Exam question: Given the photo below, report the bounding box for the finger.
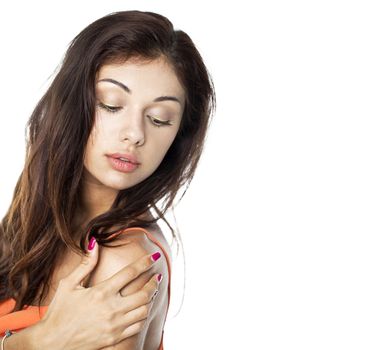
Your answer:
[119,319,148,341]
[118,298,157,339]
[118,284,161,339]
[119,270,150,297]
[63,236,99,289]
[120,273,162,314]
[98,251,162,295]
[119,265,162,298]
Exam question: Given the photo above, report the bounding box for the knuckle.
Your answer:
[109,322,118,334]
[139,290,150,303]
[92,287,106,301]
[103,321,116,337]
[105,309,116,324]
[139,260,150,272]
[153,276,160,287]
[127,266,137,279]
[103,333,117,348]
[140,258,151,270]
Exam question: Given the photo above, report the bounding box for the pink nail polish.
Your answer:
[88,236,96,251]
[151,252,161,262]
[157,274,163,283]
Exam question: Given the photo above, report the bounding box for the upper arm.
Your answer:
[86,226,170,349]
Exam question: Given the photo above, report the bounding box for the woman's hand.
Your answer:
[29,237,162,350]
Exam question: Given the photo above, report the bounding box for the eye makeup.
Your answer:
[97,102,173,127]
[146,115,173,127]
[97,102,122,113]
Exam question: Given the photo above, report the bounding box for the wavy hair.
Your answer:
[0,10,216,312]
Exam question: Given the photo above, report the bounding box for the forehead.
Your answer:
[96,57,186,101]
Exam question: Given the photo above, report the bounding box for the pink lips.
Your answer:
[107,153,140,165]
[106,153,140,173]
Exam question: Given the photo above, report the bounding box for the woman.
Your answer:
[0,10,215,349]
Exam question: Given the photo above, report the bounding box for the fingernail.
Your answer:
[152,290,159,300]
[151,252,161,262]
[88,236,96,251]
[157,274,163,283]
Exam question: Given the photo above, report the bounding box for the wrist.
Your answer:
[6,322,51,350]
[25,321,51,350]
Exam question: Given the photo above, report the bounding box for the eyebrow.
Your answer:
[97,78,182,106]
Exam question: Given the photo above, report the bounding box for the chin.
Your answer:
[107,176,146,191]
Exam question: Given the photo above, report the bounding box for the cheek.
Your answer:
[84,121,107,162]
[93,114,115,137]
[151,131,178,160]
[87,115,116,149]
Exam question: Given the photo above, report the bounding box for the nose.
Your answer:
[120,111,145,146]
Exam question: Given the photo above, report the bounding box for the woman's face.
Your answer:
[83,57,186,192]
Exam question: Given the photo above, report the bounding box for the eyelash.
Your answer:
[97,102,173,127]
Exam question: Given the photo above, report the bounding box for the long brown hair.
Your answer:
[0,10,216,312]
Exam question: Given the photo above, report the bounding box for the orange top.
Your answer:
[0,227,171,350]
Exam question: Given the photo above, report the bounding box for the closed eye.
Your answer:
[97,102,172,127]
[147,115,173,127]
[97,102,122,113]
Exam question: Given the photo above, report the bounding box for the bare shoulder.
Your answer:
[141,223,172,265]
[87,224,170,298]
[85,223,171,349]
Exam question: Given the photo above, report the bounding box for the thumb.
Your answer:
[65,236,99,289]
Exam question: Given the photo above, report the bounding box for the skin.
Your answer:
[11,56,186,349]
[78,55,186,224]
[80,56,185,349]
[81,56,185,349]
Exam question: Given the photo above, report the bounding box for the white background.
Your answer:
[1,1,389,349]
